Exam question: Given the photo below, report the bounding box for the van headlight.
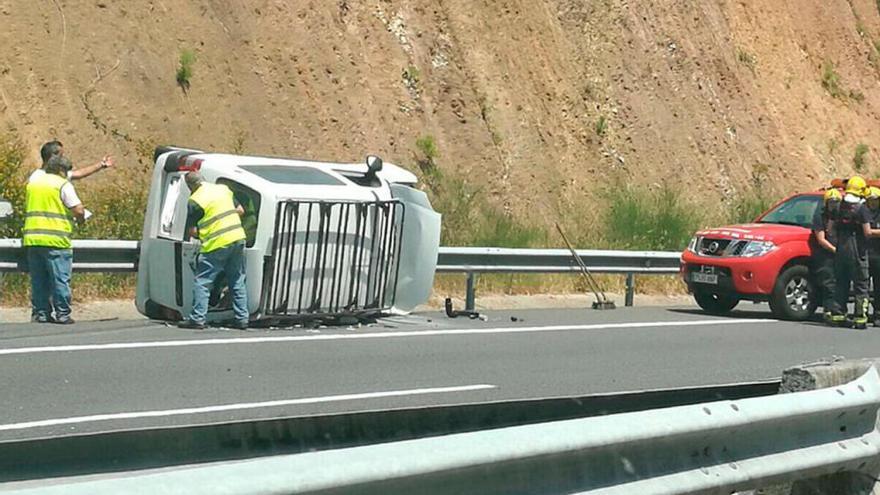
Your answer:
[687,236,700,253]
[740,240,776,258]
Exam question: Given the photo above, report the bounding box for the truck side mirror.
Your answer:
[366,155,383,177]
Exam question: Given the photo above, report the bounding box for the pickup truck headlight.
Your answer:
[687,236,700,253]
[740,240,776,258]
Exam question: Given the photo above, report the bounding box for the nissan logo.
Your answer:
[707,241,720,254]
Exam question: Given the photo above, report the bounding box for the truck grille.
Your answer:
[698,238,747,257]
[262,200,405,319]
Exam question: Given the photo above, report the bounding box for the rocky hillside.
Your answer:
[2,0,880,226]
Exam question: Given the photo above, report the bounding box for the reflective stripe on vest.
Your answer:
[190,183,246,253]
[23,173,74,249]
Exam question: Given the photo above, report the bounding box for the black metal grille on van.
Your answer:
[262,200,405,318]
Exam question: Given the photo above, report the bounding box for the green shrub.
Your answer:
[737,49,757,72]
[416,135,438,162]
[176,49,197,90]
[470,207,546,248]
[854,143,870,171]
[414,135,441,186]
[402,65,420,86]
[0,133,27,238]
[602,184,702,251]
[595,115,608,136]
[822,62,844,99]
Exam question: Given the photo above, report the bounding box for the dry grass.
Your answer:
[433,273,686,300]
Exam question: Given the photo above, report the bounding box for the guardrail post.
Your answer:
[625,273,635,307]
[465,272,476,312]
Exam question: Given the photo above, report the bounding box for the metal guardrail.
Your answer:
[0,240,683,307]
[437,247,682,309]
[7,368,878,494]
[0,380,781,483]
[0,239,138,273]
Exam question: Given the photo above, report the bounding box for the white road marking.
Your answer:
[0,384,496,432]
[0,318,777,357]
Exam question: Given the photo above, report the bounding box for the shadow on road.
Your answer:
[666,307,778,320]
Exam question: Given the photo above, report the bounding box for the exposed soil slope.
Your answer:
[2,0,880,222]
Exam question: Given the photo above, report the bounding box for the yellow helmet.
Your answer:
[846,176,868,196]
[868,187,880,200]
[824,188,843,201]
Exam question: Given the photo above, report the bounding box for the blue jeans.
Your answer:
[188,241,248,324]
[28,247,73,321]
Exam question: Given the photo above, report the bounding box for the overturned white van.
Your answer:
[135,146,441,324]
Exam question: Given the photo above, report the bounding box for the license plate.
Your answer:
[692,272,718,284]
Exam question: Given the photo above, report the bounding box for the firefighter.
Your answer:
[828,176,872,329]
[812,188,841,321]
[867,187,880,325]
[177,172,249,330]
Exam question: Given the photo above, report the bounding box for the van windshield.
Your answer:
[757,194,821,228]
[240,165,344,186]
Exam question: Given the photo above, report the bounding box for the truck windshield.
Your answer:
[757,195,821,227]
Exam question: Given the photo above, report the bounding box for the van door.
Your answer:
[143,172,198,318]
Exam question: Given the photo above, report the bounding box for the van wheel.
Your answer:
[693,290,739,315]
[769,265,817,320]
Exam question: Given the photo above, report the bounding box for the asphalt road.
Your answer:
[1,304,879,441]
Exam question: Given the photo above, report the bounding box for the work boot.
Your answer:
[177,320,207,330]
[230,321,249,330]
[854,319,869,330]
[829,313,847,327]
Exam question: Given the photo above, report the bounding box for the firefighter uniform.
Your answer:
[811,189,841,320]
[866,187,880,325]
[831,177,872,329]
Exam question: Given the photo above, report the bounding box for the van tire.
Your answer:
[769,265,817,320]
[693,290,739,315]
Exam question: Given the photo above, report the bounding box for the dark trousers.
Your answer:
[834,247,870,319]
[813,253,837,313]
[870,253,880,316]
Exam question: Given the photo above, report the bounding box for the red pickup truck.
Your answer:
[681,191,826,320]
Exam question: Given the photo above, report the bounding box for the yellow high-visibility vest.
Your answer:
[23,173,74,249]
[190,183,246,253]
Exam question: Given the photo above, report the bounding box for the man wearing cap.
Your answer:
[23,155,86,324]
[811,188,841,322]
[178,172,249,330]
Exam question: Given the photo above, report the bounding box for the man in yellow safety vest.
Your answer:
[178,172,249,330]
[23,155,86,324]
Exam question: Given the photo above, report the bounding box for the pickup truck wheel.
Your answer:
[693,290,739,315]
[769,265,817,320]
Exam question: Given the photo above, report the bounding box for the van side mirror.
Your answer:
[366,155,383,176]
